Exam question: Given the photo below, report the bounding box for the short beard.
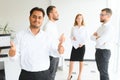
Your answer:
[100,20,105,23]
[31,25,39,29]
[53,18,59,21]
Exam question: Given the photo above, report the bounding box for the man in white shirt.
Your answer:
[43,5,65,80]
[8,7,64,80]
[91,8,112,80]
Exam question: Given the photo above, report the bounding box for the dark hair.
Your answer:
[46,5,56,16]
[101,8,112,15]
[30,7,45,17]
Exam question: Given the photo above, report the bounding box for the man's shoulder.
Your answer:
[43,21,51,30]
[46,21,53,27]
[43,23,55,32]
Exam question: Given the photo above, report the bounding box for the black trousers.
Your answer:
[49,56,59,80]
[19,69,50,80]
[95,49,111,80]
[0,70,5,80]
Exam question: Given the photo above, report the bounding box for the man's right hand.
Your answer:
[58,43,64,54]
[72,37,76,41]
[9,41,16,57]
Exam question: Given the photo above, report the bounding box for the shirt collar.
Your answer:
[27,27,43,37]
[102,21,111,26]
[49,20,57,24]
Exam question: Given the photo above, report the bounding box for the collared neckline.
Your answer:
[74,25,84,29]
[27,27,43,37]
[102,21,111,27]
[49,20,57,24]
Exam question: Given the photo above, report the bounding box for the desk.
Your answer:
[0,57,20,80]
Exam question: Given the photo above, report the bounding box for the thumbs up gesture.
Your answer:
[9,41,16,57]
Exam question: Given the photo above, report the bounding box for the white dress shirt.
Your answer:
[43,20,59,57]
[71,26,87,49]
[10,28,59,72]
[91,21,113,49]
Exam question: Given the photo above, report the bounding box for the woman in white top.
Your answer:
[67,14,87,80]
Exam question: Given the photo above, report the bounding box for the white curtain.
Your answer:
[107,0,120,79]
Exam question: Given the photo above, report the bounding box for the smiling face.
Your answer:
[29,10,44,29]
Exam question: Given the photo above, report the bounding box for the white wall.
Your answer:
[51,0,107,59]
[0,0,109,60]
[107,0,120,79]
[51,1,120,79]
[0,0,50,80]
[0,0,119,80]
[0,0,118,60]
[0,0,50,32]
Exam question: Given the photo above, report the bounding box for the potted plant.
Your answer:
[0,23,15,57]
[0,23,15,40]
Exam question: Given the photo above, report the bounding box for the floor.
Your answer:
[55,61,99,80]
[0,59,119,80]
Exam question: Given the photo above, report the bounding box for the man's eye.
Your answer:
[32,16,37,18]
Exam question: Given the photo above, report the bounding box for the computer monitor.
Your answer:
[0,34,11,49]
